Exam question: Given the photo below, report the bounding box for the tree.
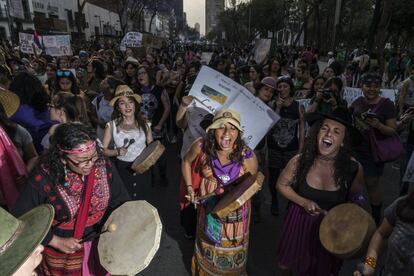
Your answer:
[76,0,89,42]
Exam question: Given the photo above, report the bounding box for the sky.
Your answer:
[184,0,206,35]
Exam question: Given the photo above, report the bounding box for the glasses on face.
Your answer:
[138,71,147,76]
[66,152,99,167]
[56,70,72,77]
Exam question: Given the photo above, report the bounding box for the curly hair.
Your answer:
[37,122,101,187]
[292,119,355,191]
[203,129,247,166]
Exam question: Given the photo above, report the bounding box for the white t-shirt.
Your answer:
[110,120,147,162]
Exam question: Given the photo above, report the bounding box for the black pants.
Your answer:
[151,137,168,184]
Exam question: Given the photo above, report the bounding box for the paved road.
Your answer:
[138,143,401,276]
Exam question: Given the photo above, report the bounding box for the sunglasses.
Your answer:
[56,70,72,77]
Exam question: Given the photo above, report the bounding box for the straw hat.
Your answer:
[0,204,54,276]
[0,90,20,118]
[109,85,142,106]
[206,108,243,132]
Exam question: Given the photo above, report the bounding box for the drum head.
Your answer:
[98,201,162,275]
[131,141,165,174]
[319,203,375,259]
[212,172,263,219]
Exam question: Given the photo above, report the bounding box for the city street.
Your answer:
[139,143,401,276]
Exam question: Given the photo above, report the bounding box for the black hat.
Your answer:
[306,108,362,145]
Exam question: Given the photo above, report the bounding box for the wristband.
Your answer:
[363,256,377,269]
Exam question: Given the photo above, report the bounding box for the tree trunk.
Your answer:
[367,0,383,54]
[375,0,393,74]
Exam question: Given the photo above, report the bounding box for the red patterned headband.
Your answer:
[59,141,96,154]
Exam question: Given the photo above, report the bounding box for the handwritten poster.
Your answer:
[189,66,280,149]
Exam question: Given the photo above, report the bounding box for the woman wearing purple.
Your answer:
[182,109,258,275]
[276,108,365,276]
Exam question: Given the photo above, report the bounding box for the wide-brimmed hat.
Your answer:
[206,108,243,132]
[306,107,362,145]
[125,56,139,67]
[261,76,277,90]
[0,90,20,118]
[109,85,142,106]
[0,204,54,276]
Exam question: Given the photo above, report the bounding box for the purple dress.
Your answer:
[278,160,360,276]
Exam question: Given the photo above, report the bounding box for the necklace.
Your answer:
[317,155,336,161]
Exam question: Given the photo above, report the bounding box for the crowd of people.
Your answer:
[0,39,413,276]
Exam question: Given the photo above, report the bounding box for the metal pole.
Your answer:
[5,0,14,44]
[248,1,252,39]
[332,0,342,50]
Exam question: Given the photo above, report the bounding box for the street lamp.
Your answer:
[94,15,102,36]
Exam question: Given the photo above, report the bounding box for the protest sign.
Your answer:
[120,32,143,51]
[343,87,396,106]
[18,33,42,55]
[189,66,280,149]
[201,52,213,65]
[297,98,312,111]
[253,39,271,64]
[43,35,72,56]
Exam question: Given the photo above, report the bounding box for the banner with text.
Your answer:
[189,66,280,149]
[120,32,143,51]
[43,35,72,56]
[18,33,42,55]
[343,87,397,106]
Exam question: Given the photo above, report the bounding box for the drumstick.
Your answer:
[125,139,135,149]
[80,223,117,243]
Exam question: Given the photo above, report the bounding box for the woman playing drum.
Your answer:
[276,108,365,276]
[12,123,129,275]
[102,85,153,200]
[182,109,258,275]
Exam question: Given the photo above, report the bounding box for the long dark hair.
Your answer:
[38,123,101,187]
[52,92,90,125]
[55,71,81,95]
[9,72,50,112]
[292,119,354,190]
[203,128,246,165]
[112,95,148,136]
[396,191,414,223]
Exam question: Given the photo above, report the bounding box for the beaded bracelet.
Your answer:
[364,256,377,269]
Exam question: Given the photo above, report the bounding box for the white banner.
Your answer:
[200,52,213,65]
[18,33,42,55]
[120,32,143,51]
[253,39,271,64]
[189,66,280,149]
[343,87,397,106]
[10,0,25,20]
[403,151,414,182]
[43,35,72,56]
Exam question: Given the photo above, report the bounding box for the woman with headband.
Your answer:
[13,122,129,275]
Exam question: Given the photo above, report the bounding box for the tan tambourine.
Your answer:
[98,200,162,275]
[212,172,264,219]
[319,203,376,259]
[131,140,165,174]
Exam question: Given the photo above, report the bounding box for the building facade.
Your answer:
[205,0,224,35]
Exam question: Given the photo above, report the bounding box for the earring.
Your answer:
[63,165,69,187]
